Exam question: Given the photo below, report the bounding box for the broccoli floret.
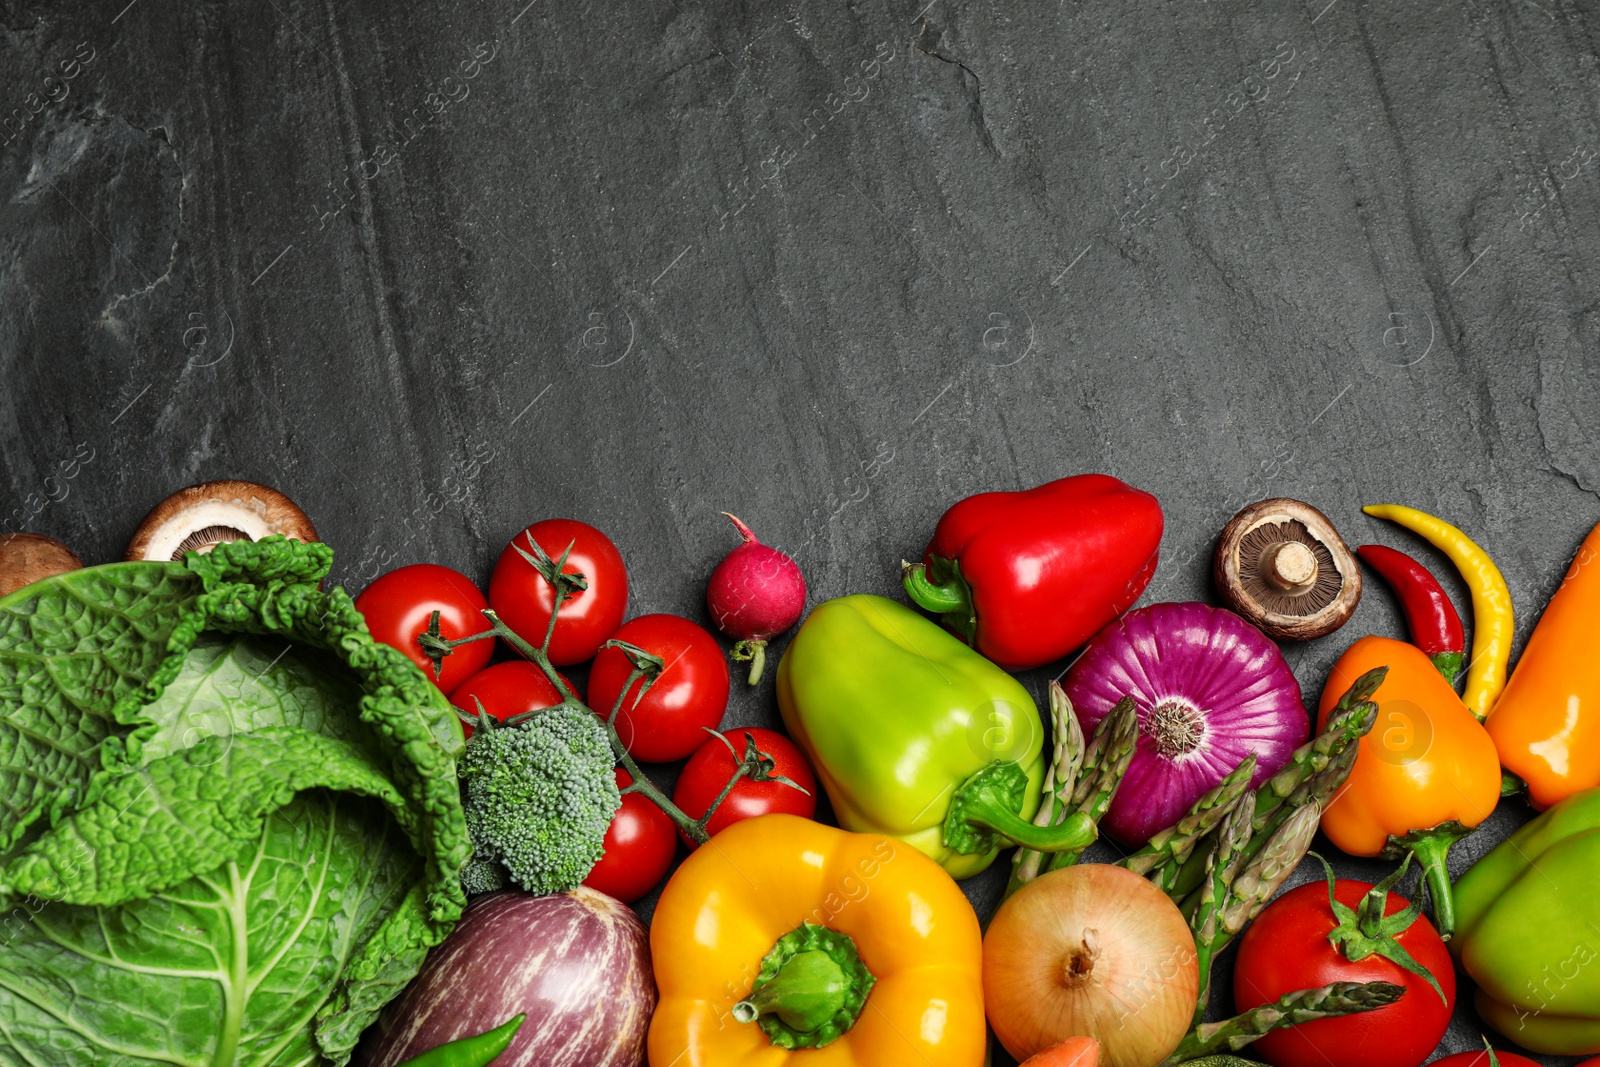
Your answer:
[459,852,510,896]
[457,706,621,897]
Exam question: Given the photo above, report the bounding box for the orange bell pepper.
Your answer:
[1487,521,1600,809]
[647,813,986,1067]
[1318,635,1500,938]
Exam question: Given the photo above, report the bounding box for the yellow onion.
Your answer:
[984,864,1197,1067]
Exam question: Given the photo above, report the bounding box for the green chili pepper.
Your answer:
[776,594,1096,880]
[394,1014,526,1067]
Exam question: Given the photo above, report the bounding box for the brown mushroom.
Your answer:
[0,532,85,597]
[126,480,319,562]
[1214,498,1361,641]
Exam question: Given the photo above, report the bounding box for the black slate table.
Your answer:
[4,0,1599,1062]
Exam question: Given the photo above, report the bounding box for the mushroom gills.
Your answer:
[169,524,252,560]
[1235,520,1343,617]
[124,480,318,563]
[134,500,293,561]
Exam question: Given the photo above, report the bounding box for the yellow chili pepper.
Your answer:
[1364,504,1513,721]
[1485,520,1600,809]
[647,813,986,1067]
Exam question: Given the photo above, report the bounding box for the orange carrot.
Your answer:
[1020,1037,1100,1067]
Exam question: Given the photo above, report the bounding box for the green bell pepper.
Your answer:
[1453,786,1600,1055]
[775,594,1095,880]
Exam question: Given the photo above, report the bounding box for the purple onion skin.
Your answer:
[1062,601,1310,847]
[354,888,656,1067]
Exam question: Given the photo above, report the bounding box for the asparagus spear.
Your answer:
[1180,744,1357,921]
[1164,982,1405,1064]
[1166,671,1382,901]
[1173,799,1398,1063]
[1188,798,1256,1024]
[1043,695,1139,873]
[1216,802,1323,951]
[1007,683,1085,894]
[1121,754,1255,890]
[1162,669,1394,1065]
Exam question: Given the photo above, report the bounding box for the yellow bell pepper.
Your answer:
[647,813,986,1067]
[1487,520,1600,809]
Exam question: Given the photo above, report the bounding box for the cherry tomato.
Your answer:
[672,727,816,844]
[1432,1053,1541,1067]
[489,519,627,666]
[589,614,730,762]
[448,661,573,739]
[355,564,491,692]
[1234,877,1455,1067]
[582,769,677,903]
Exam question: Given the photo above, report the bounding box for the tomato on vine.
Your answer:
[673,727,816,843]
[448,660,575,739]
[582,769,678,903]
[589,614,730,762]
[489,518,627,665]
[355,563,492,692]
[1234,855,1454,1067]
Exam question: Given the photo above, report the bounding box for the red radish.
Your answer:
[705,513,806,684]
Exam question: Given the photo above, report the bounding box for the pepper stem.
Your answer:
[1385,823,1469,940]
[730,638,769,685]
[901,558,978,643]
[900,560,967,612]
[734,923,875,1049]
[1429,651,1465,687]
[944,762,1098,856]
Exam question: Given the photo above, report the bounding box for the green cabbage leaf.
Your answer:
[0,538,469,1066]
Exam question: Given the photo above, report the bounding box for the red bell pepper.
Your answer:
[901,474,1164,670]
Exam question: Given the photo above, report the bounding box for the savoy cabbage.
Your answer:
[0,538,469,1065]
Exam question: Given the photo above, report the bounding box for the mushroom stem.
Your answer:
[1261,540,1319,592]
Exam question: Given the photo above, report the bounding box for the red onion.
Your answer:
[1062,601,1309,847]
[355,888,655,1067]
[705,513,806,684]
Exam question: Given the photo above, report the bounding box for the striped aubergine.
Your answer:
[354,888,656,1067]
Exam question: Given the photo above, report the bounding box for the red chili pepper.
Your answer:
[1356,544,1466,683]
[901,474,1164,670]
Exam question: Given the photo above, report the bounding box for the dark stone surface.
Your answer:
[3,0,1599,1061]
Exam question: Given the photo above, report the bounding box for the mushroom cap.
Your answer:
[0,532,85,598]
[1213,498,1362,641]
[125,480,319,562]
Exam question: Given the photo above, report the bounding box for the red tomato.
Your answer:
[582,770,677,903]
[1234,877,1455,1067]
[1431,1053,1542,1067]
[489,519,627,666]
[355,564,492,692]
[447,661,571,739]
[672,727,816,843]
[589,614,730,762]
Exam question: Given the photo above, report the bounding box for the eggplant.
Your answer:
[355,888,655,1067]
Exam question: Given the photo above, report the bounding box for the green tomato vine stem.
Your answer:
[422,573,800,848]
